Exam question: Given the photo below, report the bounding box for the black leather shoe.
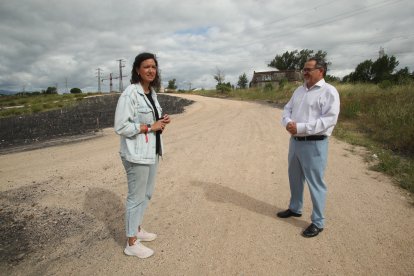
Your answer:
[276,209,302,218]
[302,223,323,238]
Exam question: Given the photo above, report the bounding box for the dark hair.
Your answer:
[130,52,161,90]
[307,57,328,77]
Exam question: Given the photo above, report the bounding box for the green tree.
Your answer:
[350,60,374,82]
[44,86,57,94]
[325,75,340,82]
[371,55,399,83]
[70,87,82,94]
[216,82,232,93]
[213,67,228,93]
[268,50,298,70]
[394,67,413,84]
[268,49,328,70]
[167,79,177,90]
[237,73,248,89]
[344,55,401,84]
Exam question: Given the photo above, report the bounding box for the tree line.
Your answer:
[14,87,82,96]
[252,49,411,89]
[167,48,413,93]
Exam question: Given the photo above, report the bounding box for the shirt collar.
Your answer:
[304,78,326,91]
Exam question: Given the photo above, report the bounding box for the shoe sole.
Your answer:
[137,236,157,242]
[277,213,302,218]
[302,228,323,238]
[124,248,154,259]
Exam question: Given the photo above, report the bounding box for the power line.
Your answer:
[244,0,337,33]
[209,0,405,54]
[165,0,411,72]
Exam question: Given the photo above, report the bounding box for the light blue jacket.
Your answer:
[114,83,163,164]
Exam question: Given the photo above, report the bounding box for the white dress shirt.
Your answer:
[282,79,340,136]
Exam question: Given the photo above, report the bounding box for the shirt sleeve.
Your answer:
[114,93,140,137]
[296,87,340,135]
[281,88,298,127]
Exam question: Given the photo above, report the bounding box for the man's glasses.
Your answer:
[302,67,320,73]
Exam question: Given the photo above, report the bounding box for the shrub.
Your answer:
[31,104,44,113]
[263,83,274,91]
[70,88,82,94]
[365,90,414,154]
[42,103,54,109]
[216,83,232,93]
[278,78,288,89]
[44,87,57,94]
[0,108,25,117]
[340,100,361,119]
[378,80,393,89]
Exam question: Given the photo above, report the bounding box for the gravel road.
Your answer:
[1,94,413,275]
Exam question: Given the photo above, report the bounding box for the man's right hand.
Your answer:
[286,121,297,135]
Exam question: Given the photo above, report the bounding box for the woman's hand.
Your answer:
[159,114,171,124]
[151,120,166,132]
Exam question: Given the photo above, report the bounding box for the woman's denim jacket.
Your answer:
[114,83,163,164]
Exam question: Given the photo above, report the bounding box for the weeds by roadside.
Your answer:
[0,93,93,118]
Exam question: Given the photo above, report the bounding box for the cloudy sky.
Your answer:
[0,0,413,92]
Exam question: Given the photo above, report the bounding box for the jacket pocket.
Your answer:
[137,106,154,124]
[134,134,150,158]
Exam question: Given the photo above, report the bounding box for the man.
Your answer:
[277,57,340,238]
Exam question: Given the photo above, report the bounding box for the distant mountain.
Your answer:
[0,90,18,96]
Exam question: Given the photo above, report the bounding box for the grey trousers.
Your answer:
[288,138,329,228]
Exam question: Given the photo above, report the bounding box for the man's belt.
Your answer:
[292,135,327,141]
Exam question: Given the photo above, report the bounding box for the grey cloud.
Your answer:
[1,0,413,92]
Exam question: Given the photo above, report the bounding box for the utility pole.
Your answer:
[96,68,103,92]
[183,81,192,91]
[65,77,68,93]
[102,73,122,93]
[117,59,127,92]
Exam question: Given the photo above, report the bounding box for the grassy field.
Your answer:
[185,83,414,194]
[0,93,92,118]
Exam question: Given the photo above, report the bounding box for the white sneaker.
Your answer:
[124,240,154,259]
[136,228,157,242]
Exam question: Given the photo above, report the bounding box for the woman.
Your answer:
[114,52,171,258]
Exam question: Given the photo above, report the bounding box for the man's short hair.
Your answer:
[308,57,327,76]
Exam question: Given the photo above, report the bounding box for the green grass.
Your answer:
[187,82,414,194]
[0,92,97,117]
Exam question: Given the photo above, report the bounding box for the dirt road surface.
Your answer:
[1,94,413,275]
